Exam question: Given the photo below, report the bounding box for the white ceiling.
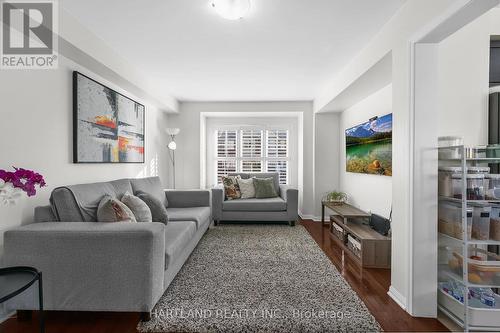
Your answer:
[61,0,404,102]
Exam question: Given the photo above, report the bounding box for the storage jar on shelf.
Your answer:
[454,209,473,240]
[486,174,500,200]
[490,206,500,241]
[438,136,463,159]
[438,167,462,197]
[452,174,485,200]
[439,202,460,237]
[472,206,491,240]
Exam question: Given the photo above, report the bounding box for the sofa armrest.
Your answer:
[3,222,165,312]
[165,190,210,208]
[280,185,299,221]
[211,185,224,220]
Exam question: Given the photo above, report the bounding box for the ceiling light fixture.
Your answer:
[211,0,251,20]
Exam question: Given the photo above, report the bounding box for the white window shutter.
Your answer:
[241,129,263,158]
[266,130,288,158]
[217,130,237,158]
[241,160,262,173]
[267,160,288,184]
[216,160,236,183]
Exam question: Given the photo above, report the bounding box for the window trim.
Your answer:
[216,127,289,184]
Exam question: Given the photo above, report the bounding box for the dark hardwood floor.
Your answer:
[1,219,447,333]
[301,219,448,332]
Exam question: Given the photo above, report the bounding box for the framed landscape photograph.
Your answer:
[73,71,145,163]
[345,113,392,176]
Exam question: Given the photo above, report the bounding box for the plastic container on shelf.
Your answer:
[452,174,485,200]
[439,136,463,159]
[438,167,462,197]
[490,207,500,241]
[439,202,460,237]
[468,167,490,174]
[472,209,491,240]
[486,174,500,199]
[454,209,473,240]
[452,248,500,286]
[438,282,500,328]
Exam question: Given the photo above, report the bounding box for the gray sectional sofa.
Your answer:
[3,177,210,318]
[212,172,298,226]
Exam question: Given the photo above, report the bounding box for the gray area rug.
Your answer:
[137,225,381,333]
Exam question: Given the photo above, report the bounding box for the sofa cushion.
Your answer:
[229,172,280,195]
[253,177,278,199]
[130,177,168,207]
[166,207,211,229]
[121,192,152,222]
[97,196,137,223]
[222,197,286,211]
[164,221,196,269]
[136,191,168,224]
[237,177,255,199]
[222,175,241,200]
[50,178,133,222]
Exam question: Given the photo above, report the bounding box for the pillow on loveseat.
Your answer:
[237,177,255,199]
[97,195,137,223]
[222,175,241,200]
[253,177,278,199]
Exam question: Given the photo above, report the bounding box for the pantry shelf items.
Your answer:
[438,140,500,332]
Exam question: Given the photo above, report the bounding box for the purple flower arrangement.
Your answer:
[0,167,46,202]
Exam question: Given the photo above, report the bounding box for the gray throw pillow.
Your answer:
[253,177,278,199]
[136,191,168,224]
[121,192,152,222]
[97,195,137,223]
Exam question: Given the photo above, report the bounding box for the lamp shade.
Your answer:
[167,141,177,150]
[166,128,180,136]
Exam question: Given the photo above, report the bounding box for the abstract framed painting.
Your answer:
[73,71,145,163]
[345,113,392,176]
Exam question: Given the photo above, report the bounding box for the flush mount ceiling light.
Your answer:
[211,0,251,20]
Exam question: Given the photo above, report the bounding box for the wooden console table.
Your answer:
[321,202,391,269]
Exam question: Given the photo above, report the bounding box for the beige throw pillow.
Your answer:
[97,195,137,223]
[237,177,255,199]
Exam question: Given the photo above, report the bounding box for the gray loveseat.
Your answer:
[3,177,210,319]
[212,172,298,226]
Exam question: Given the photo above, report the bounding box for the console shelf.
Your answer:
[322,202,391,269]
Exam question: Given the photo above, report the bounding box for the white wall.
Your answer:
[313,113,341,219]
[0,55,169,258]
[438,8,500,146]
[167,101,316,217]
[339,85,393,218]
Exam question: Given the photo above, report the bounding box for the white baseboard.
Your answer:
[387,285,407,310]
[299,214,322,222]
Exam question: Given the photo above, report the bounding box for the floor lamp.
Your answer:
[166,128,180,189]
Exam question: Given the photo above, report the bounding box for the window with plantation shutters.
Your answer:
[241,130,262,158]
[217,130,237,158]
[215,128,289,185]
[266,130,288,158]
[216,160,236,183]
[266,161,288,184]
